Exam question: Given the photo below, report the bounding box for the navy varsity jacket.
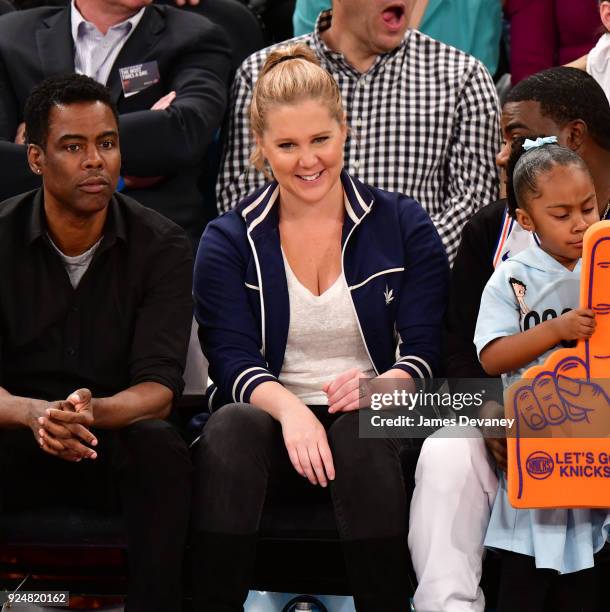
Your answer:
[194,170,449,412]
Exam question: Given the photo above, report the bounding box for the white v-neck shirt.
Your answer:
[279,252,375,405]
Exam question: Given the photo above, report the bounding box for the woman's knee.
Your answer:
[328,411,401,470]
[191,404,276,535]
[195,403,276,470]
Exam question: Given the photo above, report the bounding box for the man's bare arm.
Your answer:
[48,382,173,431]
[0,386,44,429]
[565,54,587,71]
[0,386,97,460]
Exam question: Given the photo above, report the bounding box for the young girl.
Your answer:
[474,138,607,611]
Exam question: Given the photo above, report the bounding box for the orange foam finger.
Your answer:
[506,221,610,508]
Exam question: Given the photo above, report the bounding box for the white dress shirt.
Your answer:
[71,0,145,86]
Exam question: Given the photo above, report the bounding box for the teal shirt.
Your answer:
[293,0,329,38]
[293,0,502,75]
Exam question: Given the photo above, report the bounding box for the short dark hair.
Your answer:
[505,67,610,153]
[506,137,590,217]
[509,277,526,290]
[24,74,119,148]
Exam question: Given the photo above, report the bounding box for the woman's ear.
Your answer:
[515,207,535,233]
[254,133,266,160]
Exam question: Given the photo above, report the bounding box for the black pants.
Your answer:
[497,550,598,612]
[0,420,192,612]
[191,403,412,612]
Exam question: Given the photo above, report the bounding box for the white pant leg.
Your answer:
[409,427,498,612]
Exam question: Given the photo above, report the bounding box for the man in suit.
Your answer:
[0,0,231,246]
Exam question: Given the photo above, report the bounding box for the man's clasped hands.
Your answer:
[24,388,97,462]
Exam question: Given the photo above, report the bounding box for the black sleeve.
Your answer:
[0,43,20,143]
[446,200,505,387]
[129,224,194,399]
[118,16,232,176]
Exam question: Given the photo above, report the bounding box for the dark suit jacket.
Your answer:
[0,5,231,245]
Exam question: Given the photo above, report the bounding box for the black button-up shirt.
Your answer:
[0,189,193,402]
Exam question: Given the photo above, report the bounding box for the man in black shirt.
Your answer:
[0,74,193,612]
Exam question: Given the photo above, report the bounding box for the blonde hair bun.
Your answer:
[260,43,321,77]
[250,43,344,177]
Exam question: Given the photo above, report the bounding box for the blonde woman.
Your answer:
[191,43,448,611]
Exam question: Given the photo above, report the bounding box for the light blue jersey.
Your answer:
[475,243,610,574]
[475,244,581,388]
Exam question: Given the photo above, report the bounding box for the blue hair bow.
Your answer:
[522,136,558,151]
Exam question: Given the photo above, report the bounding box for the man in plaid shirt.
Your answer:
[216,2,501,264]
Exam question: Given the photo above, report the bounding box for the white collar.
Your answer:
[70,0,146,42]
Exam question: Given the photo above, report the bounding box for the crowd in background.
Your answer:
[2,2,610,612]
[0,1,604,82]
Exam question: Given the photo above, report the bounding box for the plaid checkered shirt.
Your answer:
[216,10,501,263]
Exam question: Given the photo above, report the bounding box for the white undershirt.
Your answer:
[48,235,103,288]
[71,0,145,86]
[279,251,375,405]
[587,33,610,104]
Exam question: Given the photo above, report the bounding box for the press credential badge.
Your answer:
[119,61,160,98]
